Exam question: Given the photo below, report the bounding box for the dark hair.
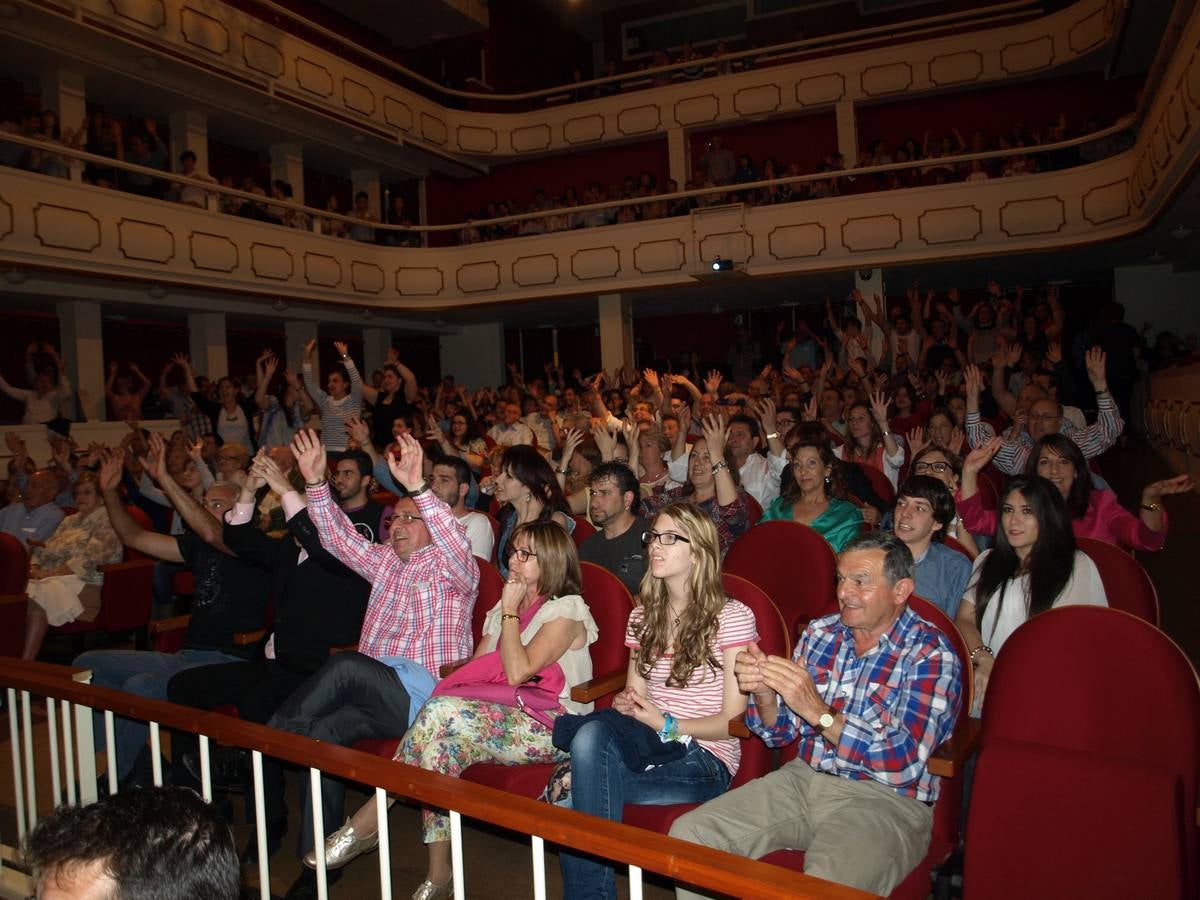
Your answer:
[330,449,372,478]
[780,437,845,502]
[1025,433,1090,518]
[431,453,472,489]
[974,476,1076,637]
[589,461,640,503]
[846,402,885,460]
[912,444,963,479]
[843,532,914,585]
[501,445,570,519]
[179,150,197,164]
[354,190,368,202]
[728,413,760,439]
[895,475,956,542]
[29,786,239,900]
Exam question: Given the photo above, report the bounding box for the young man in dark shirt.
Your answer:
[578,462,648,595]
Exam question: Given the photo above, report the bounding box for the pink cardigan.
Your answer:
[956,487,1167,552]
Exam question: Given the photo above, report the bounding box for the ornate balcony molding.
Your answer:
[14,0,1122,159]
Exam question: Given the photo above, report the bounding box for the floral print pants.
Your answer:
[396,696,564,842]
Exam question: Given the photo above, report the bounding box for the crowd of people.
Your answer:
[1,274,1191,899]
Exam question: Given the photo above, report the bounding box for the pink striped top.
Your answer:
[626,598,758,775]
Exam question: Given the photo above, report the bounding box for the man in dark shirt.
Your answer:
[165,450,382,862]
[578,462,647,595]
[75,444,271,784]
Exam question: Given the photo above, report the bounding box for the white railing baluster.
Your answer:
[376,787,392,900]
[199,735,213,804]
[75,702,97,805]
[46,699,61,807]
[7,688,26,843]
[149,721,162,787]
[104,710,118,795]
[22,691,37,828]
[251,750,270,900]
[450,810,464,900]
[629,864,644,900]
[309,767,327,900]
[531,835,546,900]
[61,700,75,807]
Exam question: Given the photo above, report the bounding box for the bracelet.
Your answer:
[969,645,994,666]
[764,431,780,440]
[305,479,327,488]
[658,713,681,743]
[711,460,729,475]
[407,481,430,498]
[500,613,520,623]
[1141,501,1161,512]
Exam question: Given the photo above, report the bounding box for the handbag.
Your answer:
[431,652,566,729]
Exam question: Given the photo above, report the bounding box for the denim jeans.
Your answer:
[74,648,242,780]
[559,720,732,900]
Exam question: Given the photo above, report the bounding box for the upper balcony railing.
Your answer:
[11,0,1124,159]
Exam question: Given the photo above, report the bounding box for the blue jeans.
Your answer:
[559,721,732,900]
[74,648,242,780]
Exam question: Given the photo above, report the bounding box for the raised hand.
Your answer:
[98,448,125,492]
[1045,341,1063,365]
[333,341,349,359]
[948,426,966,456]
[140,432,168,483]
[1142,474,1194,501]
[187,439,204,463]
[963,364,983,402]
[1004,341,1023,367]
[868,390,890,426]
[752,397,779,437]
[171,352,192,372]
[290,429,328,485]
[642,368,660,391]
[283,367,301,389]
[906,426,928,458]
[701,413,730,459]
[964,436,1003,475]
[802,397,818,423]
[703,369,723,395]
[1085,346,1108,392]
[386,432,425,491]
[345,415,371,448]
[303,339,317,360]
[559,428,584,469]
[591,421,617,458]
[250,452,291,496]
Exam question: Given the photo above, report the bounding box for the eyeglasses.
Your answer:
[642,530,690,546]
[914,461,950,474]
[507,547,538,562]
[384,513,424,527]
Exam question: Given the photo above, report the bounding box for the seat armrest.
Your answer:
[233,629,267,646]
[439,658,470,678]
[927,717,981,778]
[569,669,626,703]
[148,614,192,636]
[329,644,358,655]
[729,714,751,739]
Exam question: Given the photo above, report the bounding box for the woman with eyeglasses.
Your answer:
[908,444,979,557]
[958,434,1191,553]
[956,475,1106,712]
[492,444,574,577]
[559,502,757,900]
[307,522,598,900]
[835,391,906,489]
[759,437,862,552]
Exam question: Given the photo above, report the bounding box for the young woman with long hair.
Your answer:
[559,502,757,899]
[955,474,1106,711]
[835,391,906,489]
[490,444,574,576]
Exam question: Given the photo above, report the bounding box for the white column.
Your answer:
[169,110,209,172]
[667,127,689,188]
[598,293,634,375]
[269,142,305,205]
[361,327,393,378]
[416,178,428,246]
[40,69,86,181]
[853,268,885,361]
[441,323,504,391]
[187,312,227,380]
[835,100,858,164]
[285,320,319,382]
[351,168,381,220]
[55,300,103,422]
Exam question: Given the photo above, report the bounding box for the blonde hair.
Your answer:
[633,502,726,687]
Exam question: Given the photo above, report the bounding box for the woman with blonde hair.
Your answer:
[559,501,757,900]
[305,520,598,900]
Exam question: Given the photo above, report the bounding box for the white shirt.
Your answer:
[666,448,787,508]
[458,510,494,561]
[488,421,535,448]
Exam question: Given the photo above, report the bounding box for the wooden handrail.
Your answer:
[0,661,874,899]
[147,614,192,636]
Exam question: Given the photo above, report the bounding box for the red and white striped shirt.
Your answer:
[306,483,478,673]
[626,599,757,775]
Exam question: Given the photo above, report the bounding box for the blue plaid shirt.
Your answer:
[746,606,962,802]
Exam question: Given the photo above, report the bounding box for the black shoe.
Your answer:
[283,867,341,900]
[240,818,287,868]
[182,747,250,793]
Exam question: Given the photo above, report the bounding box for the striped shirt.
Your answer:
[303,359,363,451]
[965,391,1123,475]
[746,607,961,803]
[626,598,757,775]
[305,482,478,673]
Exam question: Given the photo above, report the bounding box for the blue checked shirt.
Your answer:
[746,606,962,802]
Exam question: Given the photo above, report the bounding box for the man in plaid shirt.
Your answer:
[672,532,962,896]
[267,430,478,898]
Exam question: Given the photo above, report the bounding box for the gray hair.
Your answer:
[843,532,914,585]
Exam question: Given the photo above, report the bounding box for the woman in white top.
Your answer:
[956,475,1106,712]
[306,521,597,900]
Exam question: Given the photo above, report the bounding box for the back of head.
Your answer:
[30,785,239,900]
[502,444,568,516]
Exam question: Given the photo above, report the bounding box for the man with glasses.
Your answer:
[891,476,972,617]
[76,442,272,787]
[264,430,478,900]
[579,462,648,594]
[670,533,962,896]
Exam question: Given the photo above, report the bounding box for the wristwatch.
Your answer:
[407,481,430,498]
[1141,500,1161,512]
[816,707,836,734]
[764,431,780,440]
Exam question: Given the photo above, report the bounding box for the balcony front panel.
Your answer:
[17,0,1122,160]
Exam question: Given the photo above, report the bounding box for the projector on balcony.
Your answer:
[692,258,749,283]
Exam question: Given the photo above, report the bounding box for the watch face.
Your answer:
[819,711,835,728]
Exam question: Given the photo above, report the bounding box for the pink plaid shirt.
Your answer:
[306,482,478,672]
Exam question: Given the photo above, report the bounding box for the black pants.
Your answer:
[266,652,412,856]
[167,658,311,823]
